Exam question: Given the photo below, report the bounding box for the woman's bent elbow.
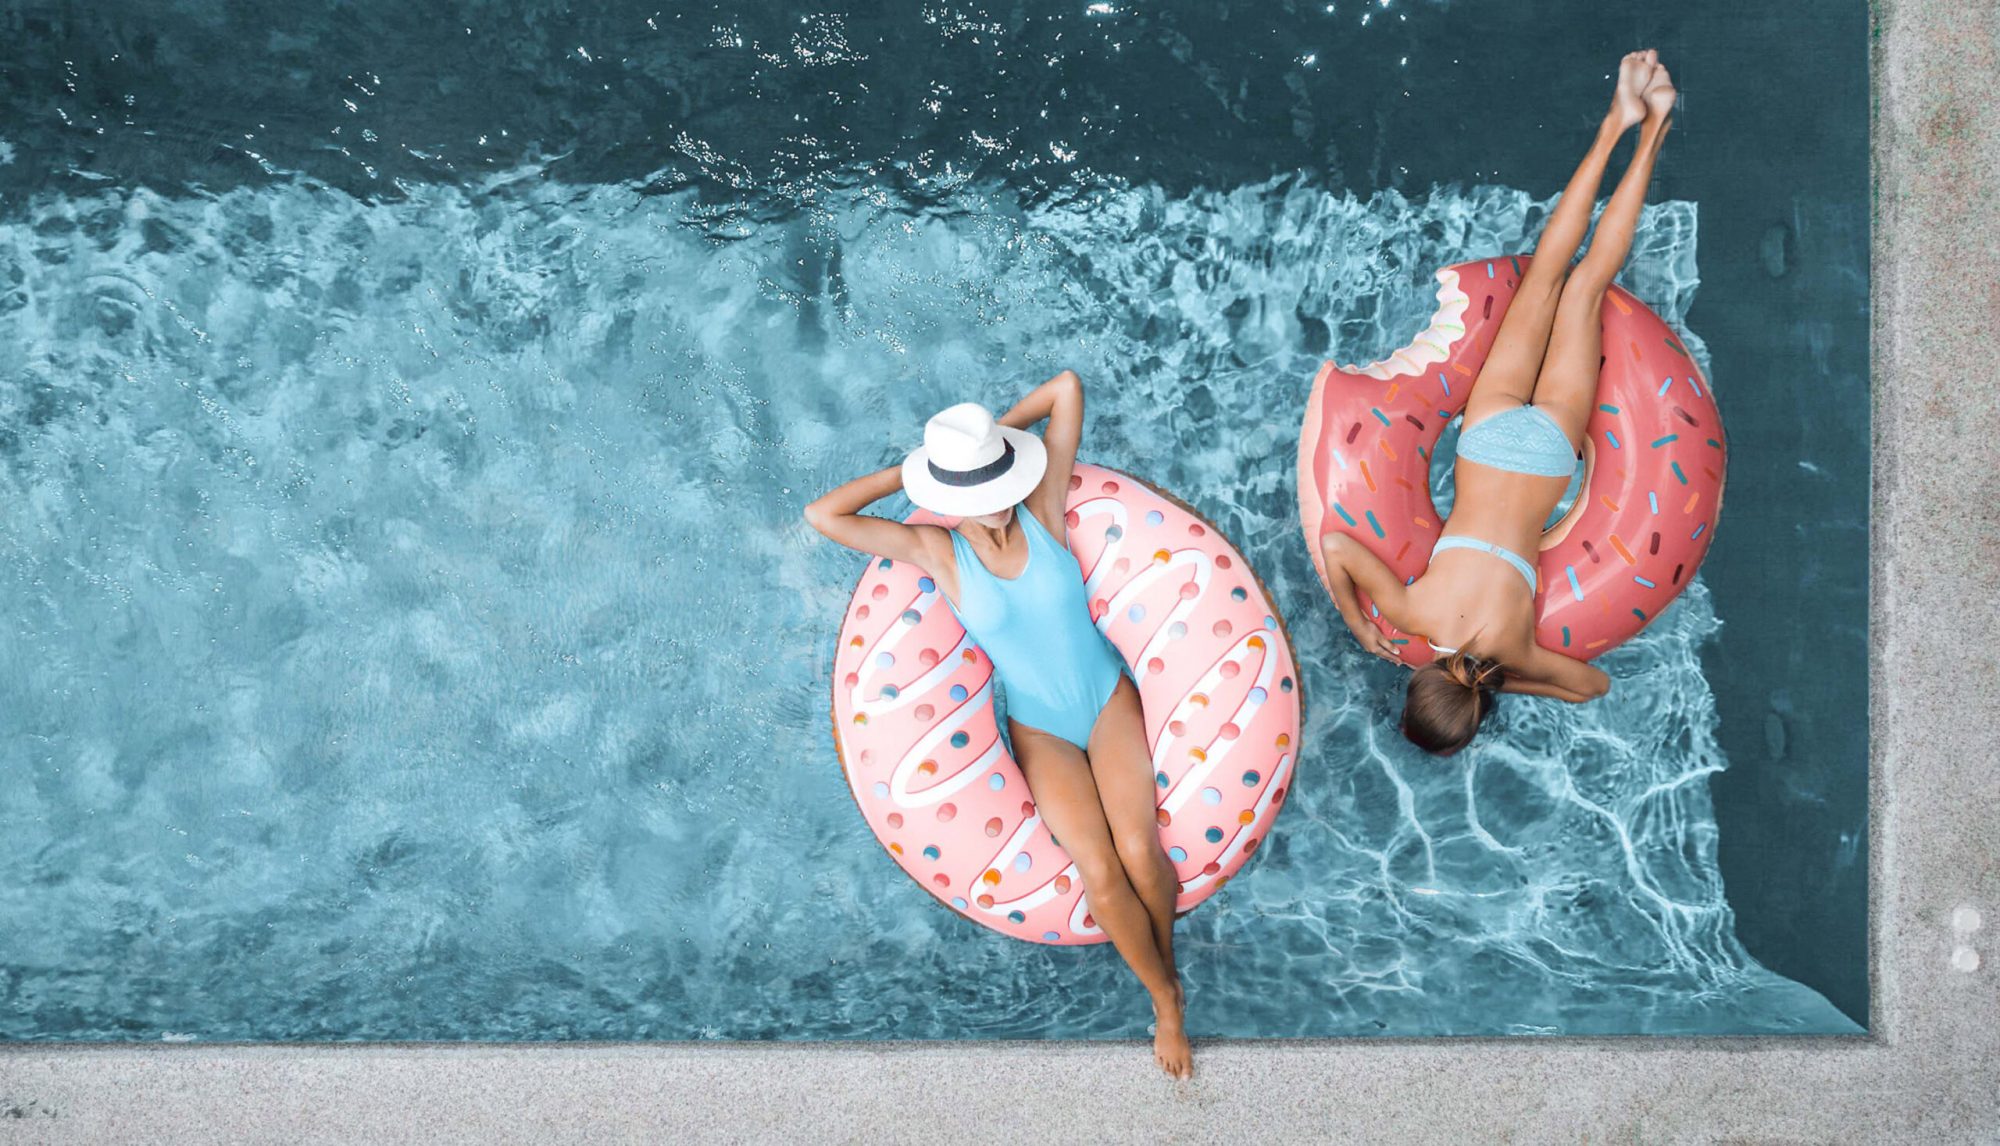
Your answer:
[802,502,831,535]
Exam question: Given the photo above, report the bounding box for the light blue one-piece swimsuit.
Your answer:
[946,508,1126,750]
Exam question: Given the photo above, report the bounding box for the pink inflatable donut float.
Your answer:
[1298,255,1728,665]
[831,464,1302,945]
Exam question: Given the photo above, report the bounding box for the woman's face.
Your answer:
[965,505,1015,530]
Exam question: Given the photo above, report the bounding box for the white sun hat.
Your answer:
[900,402,1048,518]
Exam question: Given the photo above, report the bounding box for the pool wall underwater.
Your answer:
[1,0,1996,1140]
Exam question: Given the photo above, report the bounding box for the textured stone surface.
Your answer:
[2,1,1996,1141]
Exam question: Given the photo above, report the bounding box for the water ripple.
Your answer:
[0,173,1857,1038]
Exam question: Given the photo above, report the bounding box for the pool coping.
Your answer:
[3,1,1995,1140]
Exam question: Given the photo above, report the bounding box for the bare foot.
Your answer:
[1611,50,1654,130]
[1153,994,1194,1080]
[1642,60,1677,123]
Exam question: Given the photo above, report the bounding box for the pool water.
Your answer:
[0,1,1867,1039]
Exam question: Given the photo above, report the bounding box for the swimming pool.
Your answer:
[0,0,1867,1039]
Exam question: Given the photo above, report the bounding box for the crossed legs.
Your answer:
[1464,51,1676,433]
[1534,68,1677,443]
[1011,676,1190,1078]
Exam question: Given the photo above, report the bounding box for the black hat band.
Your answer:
[928,440,1016,487]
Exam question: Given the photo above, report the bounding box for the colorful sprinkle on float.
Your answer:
[1297,256,1728,663]
[832,464,1303,944]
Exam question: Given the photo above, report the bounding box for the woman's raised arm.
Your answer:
[803,466,954,591]
[997,370,1083,531]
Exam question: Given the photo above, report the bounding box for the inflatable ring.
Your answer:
[1298,255,1727,664]
[831,464,1303,944]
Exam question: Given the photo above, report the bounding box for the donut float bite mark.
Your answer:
[1297,256,1727,664]
[831,465,1304,944]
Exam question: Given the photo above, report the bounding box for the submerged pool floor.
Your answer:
[0,0,1868,1040]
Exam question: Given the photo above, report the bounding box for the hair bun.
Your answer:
[1441,652,1506,726]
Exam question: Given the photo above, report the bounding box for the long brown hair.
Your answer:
[1401,651,1506,756]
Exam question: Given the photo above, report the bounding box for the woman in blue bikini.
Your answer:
[1321,51,1677,756]
[804,373,1194,1079]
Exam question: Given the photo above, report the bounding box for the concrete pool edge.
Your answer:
[2,1,1993,1141]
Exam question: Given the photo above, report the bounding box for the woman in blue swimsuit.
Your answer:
[805,372,1194,1079]
[1321,51,1678,755]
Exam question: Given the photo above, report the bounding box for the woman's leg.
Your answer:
[1084,678,1181,1000]
[1011,721,1192,1078]
[1465,50,1657,426]
[1532,66,1676,444]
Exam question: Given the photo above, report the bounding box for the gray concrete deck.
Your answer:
[3,1,1995,1141]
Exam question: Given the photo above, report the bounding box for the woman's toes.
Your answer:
[1643,66,1677,117]
[1612,58,1648,126]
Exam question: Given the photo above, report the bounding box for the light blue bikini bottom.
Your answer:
[1457,404,1577,479]
[1432,534,1539,592]
[1426,536,1539,654]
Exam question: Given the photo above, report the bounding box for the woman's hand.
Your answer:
[1505,647,1613,702]
[1320,532,1414,664]
[1349,620,1403,664]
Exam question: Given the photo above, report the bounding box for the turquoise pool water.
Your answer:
[0,0,1867,1039]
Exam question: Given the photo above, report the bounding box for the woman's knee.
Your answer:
[1112,825,1169,880]
[1521,259,1571,302]
[1556,272,1608,316]
[1069,844,1126,892]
